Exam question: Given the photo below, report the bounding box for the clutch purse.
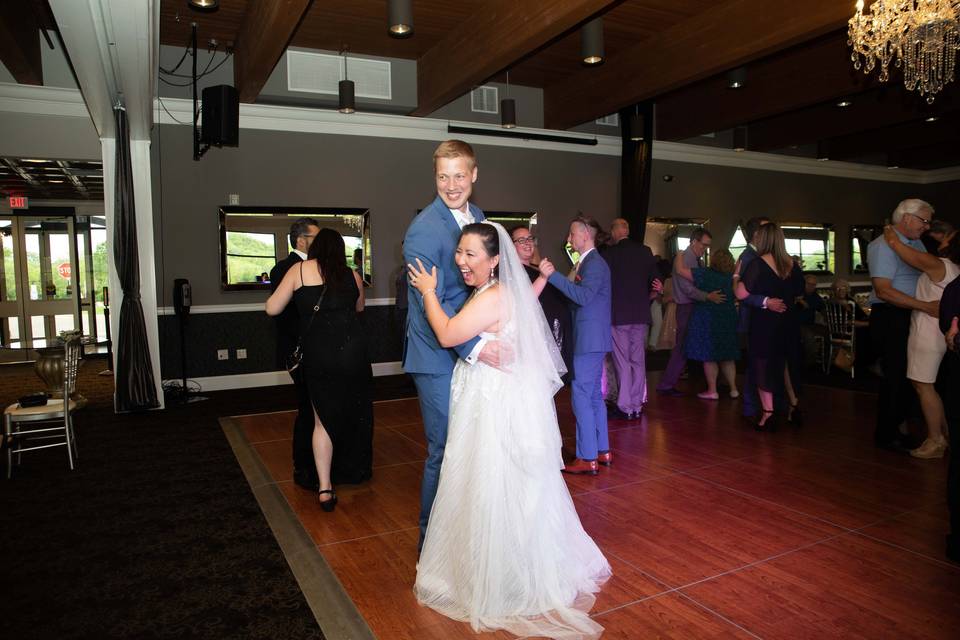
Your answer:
[18,392,48,408]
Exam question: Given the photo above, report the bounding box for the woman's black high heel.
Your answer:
[754,410,777,432]
[319,489,338,512]
[787,402,803,426]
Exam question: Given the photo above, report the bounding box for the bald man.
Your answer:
[602,218,660,419]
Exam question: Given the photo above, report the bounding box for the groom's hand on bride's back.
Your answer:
[478,341,515,370]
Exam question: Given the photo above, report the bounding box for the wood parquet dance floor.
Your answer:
[232,374,960,639]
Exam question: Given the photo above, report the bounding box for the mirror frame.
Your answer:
[218,206,370,291]
[850,224,883,275]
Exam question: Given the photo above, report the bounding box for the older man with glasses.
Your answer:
[867,198,940,452]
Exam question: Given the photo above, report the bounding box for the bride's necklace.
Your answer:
[475,278,498,295]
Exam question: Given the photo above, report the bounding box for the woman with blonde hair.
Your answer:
[674,248,740,399]
[735,223,804,430]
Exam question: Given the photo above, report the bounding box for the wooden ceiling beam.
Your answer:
[411,0,620,117]
[746,86,958,152]
[0,1,43,85]
[544,0,863,130]
[655,32,877,142]
[233,0,314,103]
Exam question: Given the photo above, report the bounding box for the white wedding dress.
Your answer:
[414,223,611,640]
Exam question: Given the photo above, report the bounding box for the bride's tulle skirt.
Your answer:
[415,360,611,639]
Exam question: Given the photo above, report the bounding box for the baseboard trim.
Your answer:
[165,361,405,392]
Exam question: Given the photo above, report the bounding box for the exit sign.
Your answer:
[9,196,28,209]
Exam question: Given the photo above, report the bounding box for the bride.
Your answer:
[407,221,611,639]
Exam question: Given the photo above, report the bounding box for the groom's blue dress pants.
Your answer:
[411,371,452,550]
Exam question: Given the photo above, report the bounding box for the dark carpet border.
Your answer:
[220,416,376,640]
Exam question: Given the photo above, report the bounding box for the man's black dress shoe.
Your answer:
[607,406,631,420]
[294,469,320,490]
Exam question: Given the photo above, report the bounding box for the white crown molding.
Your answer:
[0,82,90,118]
[2,83,958,184]
[164,361,404,392]
[156,297,396,315]
[651,140,956,185]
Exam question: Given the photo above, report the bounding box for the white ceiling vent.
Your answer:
[595,114,619,126]
[287,50,392,100]
[471,86,498,113]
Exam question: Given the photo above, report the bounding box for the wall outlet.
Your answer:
[236,348,247,360]
[217,349,229,360]
[228,193,239,205]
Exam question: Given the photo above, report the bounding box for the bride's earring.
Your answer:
[490,267,495,280]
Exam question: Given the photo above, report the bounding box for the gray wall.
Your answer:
[151,124,621,307]
[647,160,960,278]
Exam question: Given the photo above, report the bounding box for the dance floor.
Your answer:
[226,374,959,639]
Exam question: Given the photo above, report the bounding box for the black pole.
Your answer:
[192,23,199,161]
[618,102,654,243]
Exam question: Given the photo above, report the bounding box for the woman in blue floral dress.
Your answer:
[676,248,740,399]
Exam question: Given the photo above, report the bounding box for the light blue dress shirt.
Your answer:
[867,230,926,304]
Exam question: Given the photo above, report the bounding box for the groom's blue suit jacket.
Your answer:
[547,250,612,355]
[402,195,486,374]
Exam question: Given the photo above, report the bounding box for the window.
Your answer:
[225,231,276,285]
[782,223,834,273]
[729,226,749,261]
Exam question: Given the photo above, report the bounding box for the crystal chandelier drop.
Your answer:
[848,0,960,103]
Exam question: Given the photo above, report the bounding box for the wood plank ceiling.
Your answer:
[1,1,955,171]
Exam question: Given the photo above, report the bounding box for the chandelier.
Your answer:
[848,0,960,103]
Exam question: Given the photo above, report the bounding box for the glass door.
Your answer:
[20,216,80,341]
[4,215,82,345]
[0,217,23,345]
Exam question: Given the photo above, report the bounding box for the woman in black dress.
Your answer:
[510,225,574,381]
[267,228,373,510]
[735,223,804,430]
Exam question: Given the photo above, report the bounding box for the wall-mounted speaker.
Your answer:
[200,85,239,147]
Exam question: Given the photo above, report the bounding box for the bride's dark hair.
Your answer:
[461,222,499,277]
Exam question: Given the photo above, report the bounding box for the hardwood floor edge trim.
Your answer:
[219,417,377,640]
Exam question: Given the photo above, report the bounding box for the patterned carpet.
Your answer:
[0,359,325,639]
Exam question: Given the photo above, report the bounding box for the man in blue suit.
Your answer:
[540,216,613,475]
[403,140,500,550]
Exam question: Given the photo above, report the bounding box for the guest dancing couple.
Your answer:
[404,140,610,639]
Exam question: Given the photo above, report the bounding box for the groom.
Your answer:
[540,215,612,475]
[403,140,501,550]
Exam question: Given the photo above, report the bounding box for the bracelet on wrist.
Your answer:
[424,288,436,296]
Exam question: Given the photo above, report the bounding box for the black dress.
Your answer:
[294,274,373,484]
[742,259,804,393]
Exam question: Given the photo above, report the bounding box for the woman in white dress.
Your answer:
[407,222,611,639]
[884,225,960,459]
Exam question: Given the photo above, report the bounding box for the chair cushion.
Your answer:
[5,398,76,417]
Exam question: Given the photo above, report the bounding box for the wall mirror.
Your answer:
[219,206,370,291]
[851,225,882,274]
[645,217,711,263]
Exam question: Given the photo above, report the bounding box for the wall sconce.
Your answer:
[581,17,604,66]
[388,0,414,38]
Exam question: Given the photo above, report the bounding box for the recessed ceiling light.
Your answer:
[836,100,852,108]
[22,159,46,163]
[48,179,64,183]
[816,157,830,162]
[925,116,939,122]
